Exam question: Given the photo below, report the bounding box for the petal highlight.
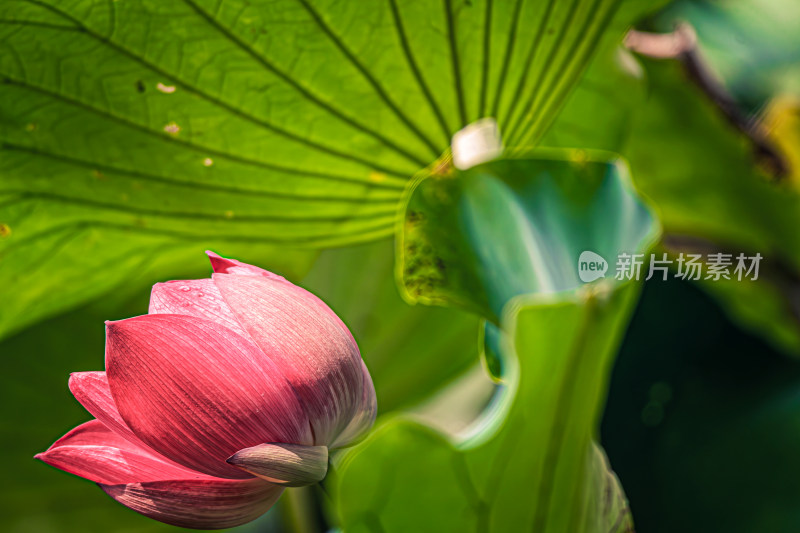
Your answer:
[105,314,312,479]
[212,273,364,445]
[148,278,248,337]
[331,359,378,448]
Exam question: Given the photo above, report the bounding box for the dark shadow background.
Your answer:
[604,277,800,533]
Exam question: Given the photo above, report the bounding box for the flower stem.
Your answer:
[281,487,320,533]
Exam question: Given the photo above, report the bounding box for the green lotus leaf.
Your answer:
[334,151,659,532]
[0,0,665,339]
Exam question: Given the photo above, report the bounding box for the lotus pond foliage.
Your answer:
[2,0,799,532]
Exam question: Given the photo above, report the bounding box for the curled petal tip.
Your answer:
[104,319,125,330]
[204,250,224,267]
[104,319,127,340]
[104,320,125,342]
[227,443,328,487]
[205,250,241,274]
[105,316,148,335]
[206,251,286,281]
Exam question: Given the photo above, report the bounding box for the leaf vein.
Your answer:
[444,0,468,127]
[387,0,454,143]
[180,0,429,168]
[7,4,415,176]
[0,76,410,182]
[1,191,398,223]
[295,0,443,157]
[1,142,406,195]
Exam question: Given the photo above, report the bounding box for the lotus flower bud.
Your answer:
[36,252,376,529]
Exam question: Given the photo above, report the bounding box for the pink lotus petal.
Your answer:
[206,251,287,281]
[105,314,312,479]
[331,359,378,448]
[212,273,364,445]
[148,278,248,337]
[37,420,280,529]
[69,372,149,450]
[43,419,126,450]
[101,477,282,529]
[35,420,210,484]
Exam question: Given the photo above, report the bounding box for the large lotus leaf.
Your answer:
[334,152,659,532]
[0,0,665,339]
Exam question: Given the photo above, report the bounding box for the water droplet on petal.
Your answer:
[180,286,191,292]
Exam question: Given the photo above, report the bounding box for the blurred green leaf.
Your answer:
[334,153,659,532]
[540,46,646,153]
[624,59,800,354]
[302,240,480,413]
[628,60,800,256]
[536,30,800,355]
[335,286,641,533]
[654,0,800,110]
[0,0,664,339]
[762,95,800,185]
